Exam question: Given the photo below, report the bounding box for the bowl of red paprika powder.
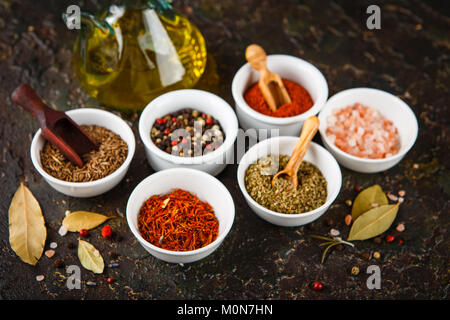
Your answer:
[232,54,328,138]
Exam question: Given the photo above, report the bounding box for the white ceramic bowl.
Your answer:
[30,108,136,198]
[126,168,235,264]
[237,137,341,227]
[232,54,328,138]
[318,88,419,173]
[139,89,239,176]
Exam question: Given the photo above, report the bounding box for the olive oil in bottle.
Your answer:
[72,2,207,111]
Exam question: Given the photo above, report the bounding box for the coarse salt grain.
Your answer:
[326,103,400,159]
[36,275,45,282]
[330,229,340,237]
[45,249,55,258]
[58,225,68,236]
[50,242,58,249]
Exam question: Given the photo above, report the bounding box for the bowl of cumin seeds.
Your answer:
[30,108,135,197]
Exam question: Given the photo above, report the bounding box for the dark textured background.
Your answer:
[0,0,448,299]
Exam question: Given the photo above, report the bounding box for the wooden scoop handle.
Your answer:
[245,44,292,112]
[11,84,50,128]
[284,116,320,177]
[246,44,268,71]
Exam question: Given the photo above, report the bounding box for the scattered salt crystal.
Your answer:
[93,250,100,257]
[86,281,97,287]
[58,225,68,236]
[396,223,405,232]
[36,275,45,282]
[45,249,55,258]
[371,203,379,208]
[65,210,71,216]
[330,229,340,237]
[50,242,58,249]
[398,197,404,203]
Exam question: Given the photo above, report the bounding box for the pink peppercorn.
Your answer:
[386,235,395,243]
[102,225,112,239]
[312,282,323,291]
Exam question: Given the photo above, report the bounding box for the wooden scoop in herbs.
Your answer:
[11,84,98,168]
[245,44,292,112]
[272,116,320,189]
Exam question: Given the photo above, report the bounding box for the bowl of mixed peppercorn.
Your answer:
[139,89,239,176]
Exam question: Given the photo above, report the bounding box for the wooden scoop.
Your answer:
[272,116,320,189]
[245,44,291,112]
[11,84,98,168]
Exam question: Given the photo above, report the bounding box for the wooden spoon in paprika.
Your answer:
[245,44,291,112]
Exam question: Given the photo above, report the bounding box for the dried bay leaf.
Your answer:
[8,183,47,265]
[351,184,388,220]
[348,204,399,241]
[77,239,104,274]
[63,211,114,232]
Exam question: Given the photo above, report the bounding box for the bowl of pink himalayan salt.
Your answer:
[318,88,418,173]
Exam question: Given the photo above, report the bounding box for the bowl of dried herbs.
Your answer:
[31,108,135,197]
[237,136,342,226]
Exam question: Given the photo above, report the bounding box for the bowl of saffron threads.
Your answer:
[126,168,235,264]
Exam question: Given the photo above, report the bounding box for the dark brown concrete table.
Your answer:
[0,0,448,299]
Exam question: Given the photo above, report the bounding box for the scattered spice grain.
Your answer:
[102,225,113,239]
[330,229,340,237]
[396,223,405,232]
[351,266,360,275]
[312,281,323,291]
[36,275,45,282]
[344,214,352,226]
[53,259,64,268]
[58,225,68,236]
[44,249,55,258]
